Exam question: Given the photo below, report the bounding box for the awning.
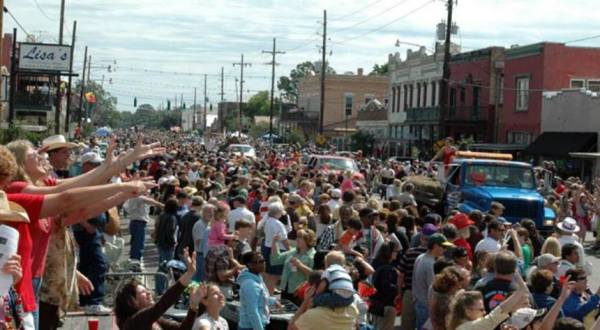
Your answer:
[525,132,597,157]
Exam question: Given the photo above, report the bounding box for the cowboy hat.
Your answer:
[0,191,30,223]
[40,135,78,152]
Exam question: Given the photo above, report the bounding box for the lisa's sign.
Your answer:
[18,43,71,72]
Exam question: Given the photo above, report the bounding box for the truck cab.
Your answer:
[444,158,555,232]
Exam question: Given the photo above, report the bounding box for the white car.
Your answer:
[227,144,256,158]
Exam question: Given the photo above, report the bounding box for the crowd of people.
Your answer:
[0,130,600,330]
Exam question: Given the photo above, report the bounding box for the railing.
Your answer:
[15,90,53,111]
[446,105,489,122]
[406,106,441,122]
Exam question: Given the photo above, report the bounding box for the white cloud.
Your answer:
[5,0,600,112]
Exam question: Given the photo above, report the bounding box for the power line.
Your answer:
[31,0,56,21]
[4,7,31,37]
[332,0,435,45]
[564,34,600,45]
[331,0,412,33]
[330,0,388,21]
[116,66,271,79]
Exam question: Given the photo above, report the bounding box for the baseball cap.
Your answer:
[427,233,454,248]
[422,223,439,236]
[449,213,475,230]
[497,216,511,225]
[535,254,560,268]
[506,308,546,329]
[79,152,104,164]
[232,195,247,204]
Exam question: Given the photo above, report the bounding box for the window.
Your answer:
[431,81,437,106]
[460,86,466,104]
[423,83,428,107]
[449,87,457,117]
[417,83,421,107]
[588,80,600,92]
[498,75,504,105]
[390,87,396,113]
[344,93,353,116]
[403,85,408,111]
[516,76,530,111]
[409,84,414,108]
[473,86,481,115]
[571,79,585,89]
[508,131,533,145]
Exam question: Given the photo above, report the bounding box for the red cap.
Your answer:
[450,213,474,229]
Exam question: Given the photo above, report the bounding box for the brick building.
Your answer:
[501,42,600,144]
[445,46,504,143]
[296,68,388,145]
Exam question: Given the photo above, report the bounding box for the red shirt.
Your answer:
[6,192,45,312]
[6,180,57,279]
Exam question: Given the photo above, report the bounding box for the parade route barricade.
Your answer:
[104,272,169,306]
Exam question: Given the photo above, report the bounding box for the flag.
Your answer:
[85,92,96,104]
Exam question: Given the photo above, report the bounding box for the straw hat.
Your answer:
[0,191,30,223]
[557,217,580,233]
[40,135,78,152]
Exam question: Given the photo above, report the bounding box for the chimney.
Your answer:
[357,68,363,76]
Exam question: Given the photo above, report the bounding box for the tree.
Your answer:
[73,80,119,127]
[277,61,336,103]
[246,91,270,117]
[350,131,376,156]
[369,63,389,76]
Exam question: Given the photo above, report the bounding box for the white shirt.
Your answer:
[381,167,395,179]
[192,220,209,253]
[474,236,501,253]
[327,199,340,213]
[227,207,256,232]
[263,216,288,249]
[188,170,200,184]
[192,313,228,330]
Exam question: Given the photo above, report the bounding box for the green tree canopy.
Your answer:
[246,91,270,117]
[277,61,336,103]
[369,63,389,76]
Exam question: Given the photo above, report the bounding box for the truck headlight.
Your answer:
[544,219,554,227]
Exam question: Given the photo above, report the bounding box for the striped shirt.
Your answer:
[397,246,427,290]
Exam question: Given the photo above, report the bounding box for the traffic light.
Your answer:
[167,100,171,110]
[183,103,186,109]
[134,97,137,107]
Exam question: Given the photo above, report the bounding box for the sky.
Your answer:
[4,0,600,112]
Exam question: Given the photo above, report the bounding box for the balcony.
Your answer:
[406,106,441,123]
[446,105,489,122]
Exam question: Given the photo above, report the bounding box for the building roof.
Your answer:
[525,132,597,157]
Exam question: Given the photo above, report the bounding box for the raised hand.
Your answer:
[189,283,207,311]
[132,134,166,161]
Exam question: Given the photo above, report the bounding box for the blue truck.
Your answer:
[413,158,555,231]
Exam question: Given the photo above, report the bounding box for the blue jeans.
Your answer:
[313,291,354,308]
[156,247,174,295]
[415,301,429,330]
[129,220,147,260]
[193,251,205,282]
[32,277,42,330]
[74,229,107,306]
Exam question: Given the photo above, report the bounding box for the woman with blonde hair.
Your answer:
[447,289,528,330]
[541,236,562,258]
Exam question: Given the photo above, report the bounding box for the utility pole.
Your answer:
[87,55,91,84]
[8,28,17,126]
[203,74,207,131]
[262,38,285,145]
[319,10,327,135]
[58,0,65,44]
[219,67,225,103]
[78,46,87,125]
[65,20,76,134]
[193,87,197,130]
[439,0,455,138]
[233,54,251,131]
[0,0,5,98]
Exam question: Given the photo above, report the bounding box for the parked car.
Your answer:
[227,144,256,158]
[307,155,359,175]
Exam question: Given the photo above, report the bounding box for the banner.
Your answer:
[18,43,71,72]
